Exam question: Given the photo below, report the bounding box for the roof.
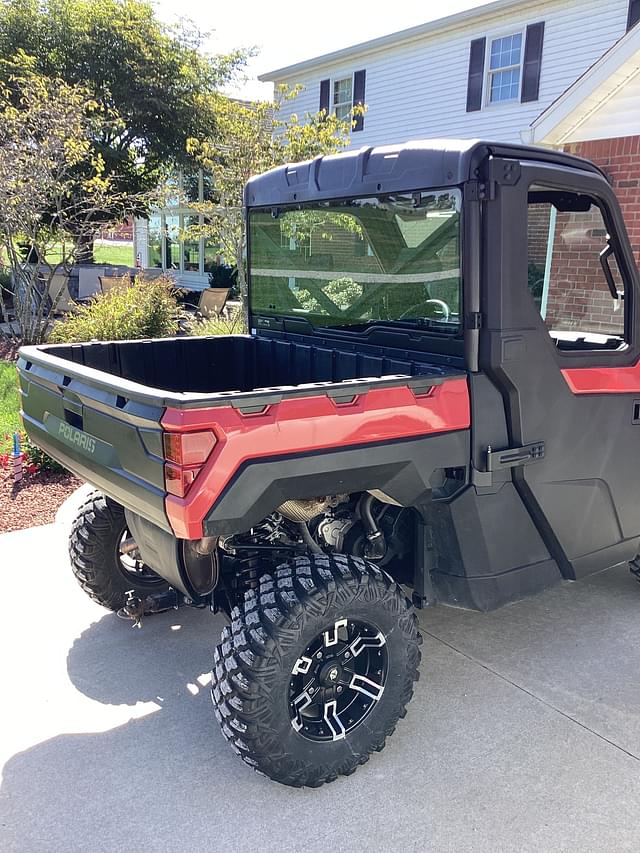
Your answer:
[530,24,640,144]
[258,0,531,81]
[245,138,603,207]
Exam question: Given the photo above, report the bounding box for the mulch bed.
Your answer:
[0,469,83,533]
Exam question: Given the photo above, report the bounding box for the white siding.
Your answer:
[272,0,629,147]
[565,72,640,142]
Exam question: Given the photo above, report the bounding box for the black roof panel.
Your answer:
[245,138,605,207]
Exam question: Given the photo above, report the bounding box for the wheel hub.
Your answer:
[288,618,388,742]
[318,661,343,686]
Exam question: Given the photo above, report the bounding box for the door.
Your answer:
[481,160,640,578]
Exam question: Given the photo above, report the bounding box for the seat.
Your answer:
[198,287,229,318]
[47,273,77,314]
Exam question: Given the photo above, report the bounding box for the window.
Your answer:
[145,168,220,277]
[164,215,181,270]
[182,214,200,272]
[249,189,461,334]
[527,185,627,350]
[333,77,352,121]
[147,216,162,268]
[488,32,522,103]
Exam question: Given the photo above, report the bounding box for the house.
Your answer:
[133,0,639,291]
[259,0,637,148]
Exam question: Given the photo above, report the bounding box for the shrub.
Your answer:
[21,433,67,474]
[0,432,67,475]
[50,275,180,343]
[186,312,247,337]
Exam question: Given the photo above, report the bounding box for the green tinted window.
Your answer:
[248,189,461,333]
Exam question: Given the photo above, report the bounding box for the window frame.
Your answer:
[331,74,353,123]
[246,187,464,340]
[484,28,525,106]
[525,179,634,357]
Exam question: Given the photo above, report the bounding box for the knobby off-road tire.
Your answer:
[211,553,422,787]
[630,555,640,583]
[69,490,168,611]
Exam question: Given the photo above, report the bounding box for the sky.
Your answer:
[153,0,498,100]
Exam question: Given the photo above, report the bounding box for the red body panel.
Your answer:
[562,361,640,394]
[162,378,471,539]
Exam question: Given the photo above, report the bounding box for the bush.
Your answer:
[21,433,67,474]
[50,275,180,343]
[0,431,67,475]
[186,312,246,337]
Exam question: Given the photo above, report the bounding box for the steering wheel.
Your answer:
[399,298,451,322]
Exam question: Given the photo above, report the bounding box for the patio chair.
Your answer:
[47,273,77,314]
[198,287,229,319]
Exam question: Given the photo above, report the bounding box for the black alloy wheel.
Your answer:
[288,618,388,742]
[211,553,421,787]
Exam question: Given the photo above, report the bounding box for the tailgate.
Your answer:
[17,349,169,532]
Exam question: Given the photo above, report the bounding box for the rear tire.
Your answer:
[630,555,640,583]
[69,490,168,611]
[211,553,421,787]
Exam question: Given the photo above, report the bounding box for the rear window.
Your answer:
[248,189,462,335]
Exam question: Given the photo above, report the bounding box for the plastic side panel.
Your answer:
[162,377,470,538]
[18,361,169,531]
[204,430,469,537]
[562,361,640,394]
[426,484,561,611]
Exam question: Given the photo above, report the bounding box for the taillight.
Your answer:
[163,430,216,498]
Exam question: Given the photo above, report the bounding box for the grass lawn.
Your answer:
[0,360,21,452]
[42,240,135,267]
[93,242,135,266]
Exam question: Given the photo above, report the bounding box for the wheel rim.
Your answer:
[288,618,388,742]
[116,527,166,587]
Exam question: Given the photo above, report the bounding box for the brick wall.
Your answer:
[563,136,640,266]
[543,206,624,335]
[527,136,637,336]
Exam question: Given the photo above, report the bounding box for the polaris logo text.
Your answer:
[58,421,96,453]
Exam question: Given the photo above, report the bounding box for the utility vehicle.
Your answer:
[18,139,640,787]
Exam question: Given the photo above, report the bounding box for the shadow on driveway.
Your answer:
[3,565,640,853]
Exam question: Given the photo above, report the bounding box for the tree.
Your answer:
[0,71,153,343]
[185,89,362,310]
[0,0,247,259]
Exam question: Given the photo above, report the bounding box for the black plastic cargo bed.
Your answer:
[36,333,458,402]
[18,334,464,533]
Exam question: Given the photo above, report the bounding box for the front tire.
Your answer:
[211,553,421,787]
[69,490,169,611]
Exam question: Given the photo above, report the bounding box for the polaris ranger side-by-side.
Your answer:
[18,140,640,787]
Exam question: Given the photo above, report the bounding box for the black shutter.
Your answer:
[352,69,366,131]
[466,38,486,112]
[628,0,640,29]
[319,78,330,115]
[521,22,545,103]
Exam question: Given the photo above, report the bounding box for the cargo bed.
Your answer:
[25,333,459,403]
[18,334,467,536]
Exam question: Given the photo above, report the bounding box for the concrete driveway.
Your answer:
[2,511,640,853]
